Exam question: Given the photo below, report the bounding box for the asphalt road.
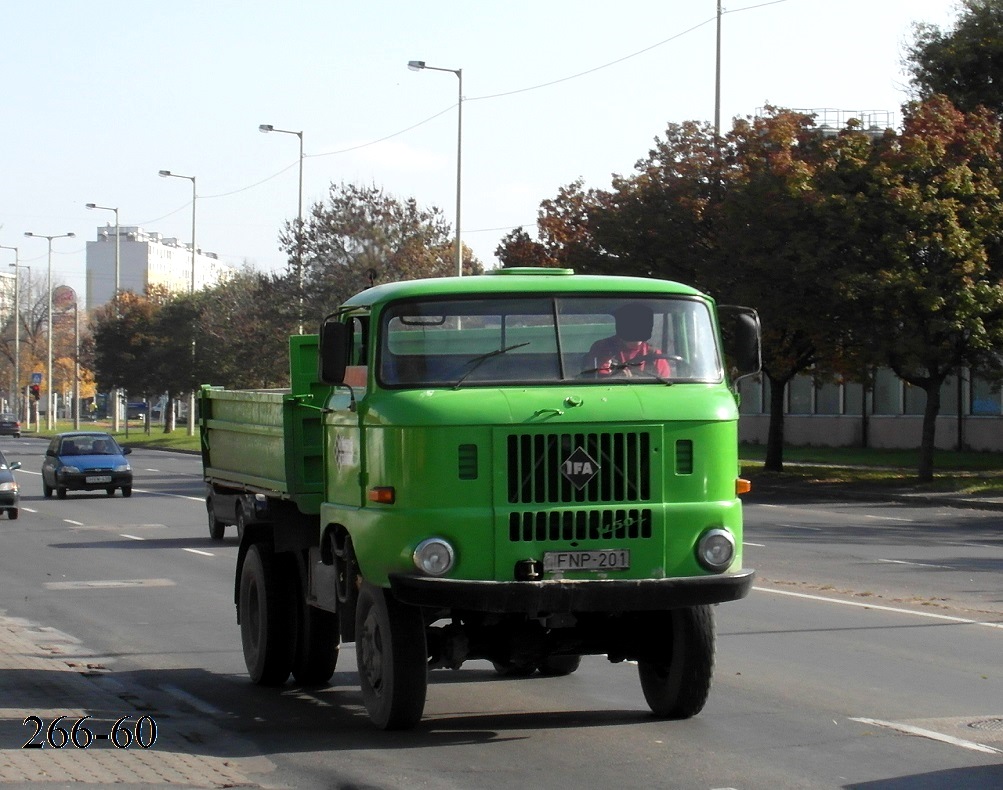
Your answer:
[0,436,1000,789]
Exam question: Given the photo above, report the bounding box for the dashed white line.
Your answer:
[121,534,145,541]
[755,586,1003,630]
[183,548,214,557]
[865,514,914,522]
[850,717,1002,755]
[876,558,950,569]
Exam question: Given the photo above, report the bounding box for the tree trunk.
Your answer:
[164,396,176,433]
[917,382,941,482]
[764,374,787,472]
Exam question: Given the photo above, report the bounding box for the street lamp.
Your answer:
[86,202,121,432]
[159,170,197,436]
[0,245,24,421]
[23,231,75,430]
[259,123,305,332]
[408,59,463,276]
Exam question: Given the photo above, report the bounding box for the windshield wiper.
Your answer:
[578,357,673,385]
[453,342,531,389]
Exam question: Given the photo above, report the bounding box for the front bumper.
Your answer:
[57,472,132,491]
[389,568,755,614]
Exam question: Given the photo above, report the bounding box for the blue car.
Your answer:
[41,432,133,499]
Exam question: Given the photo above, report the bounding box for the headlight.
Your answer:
[114,464,131,472]
[412,538,455,576]
[61,465,81,474]
[0,481,17,493]
[696,528,735,572]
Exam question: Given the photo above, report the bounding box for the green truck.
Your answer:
[200,268,761,730]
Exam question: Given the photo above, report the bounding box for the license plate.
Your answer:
[86,475,112,484]
[543,549,630,572]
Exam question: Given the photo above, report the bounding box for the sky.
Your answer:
[0,0,962,308]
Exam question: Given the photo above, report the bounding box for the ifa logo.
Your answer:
[561,447,600,489]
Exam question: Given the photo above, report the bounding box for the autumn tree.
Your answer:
[284,182,483,323]
[495,228,555,268]
[906,0,1003,114]
[823,95,1003,480]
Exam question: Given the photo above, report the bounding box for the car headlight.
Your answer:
[696,528,735,572]
[0,481,17,493]
[412,538,455,576]
[61,465,81,474]
[114,464,131,473]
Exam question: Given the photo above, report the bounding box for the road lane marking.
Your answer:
[865,514,914,522]
[850,717,1002,755]
[876,558,951,569]
[121,534,145,541]
[754,586,1003,630]
[161,684,224,716]
[64,519,85,526]
[183,548,215,557]
[744,542,765,547]
[45,579,176,590]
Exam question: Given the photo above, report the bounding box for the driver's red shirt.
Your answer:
[586,338,670,377]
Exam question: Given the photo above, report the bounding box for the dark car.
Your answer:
[0,449,21,518]
[0,413,21,438]
[41,432,133,499]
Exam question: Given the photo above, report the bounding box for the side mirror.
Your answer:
[318,317,351,385]
[45,449,55,458]
[719,305,762,380]
[122,447,132,455]
[9,461,21,471]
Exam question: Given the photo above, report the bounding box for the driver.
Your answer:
[586,304,670,377]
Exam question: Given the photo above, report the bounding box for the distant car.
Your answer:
[0,413,21,438]
[0,449,21,518]
[41,432,133,499]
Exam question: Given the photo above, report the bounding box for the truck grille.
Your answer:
[506,431,652,504]
[509,508,653,542]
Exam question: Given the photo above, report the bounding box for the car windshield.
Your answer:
[378,295,723,388]
[61,436,118,455]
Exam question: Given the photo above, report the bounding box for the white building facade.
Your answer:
[85,225,233,309]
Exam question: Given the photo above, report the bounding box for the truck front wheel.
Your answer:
[637,605,715,719]
[207,497,225,541]
[239,544,296,686]
[355,582,427,730]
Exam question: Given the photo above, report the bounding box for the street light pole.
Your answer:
[259,124,305,332]
[0,245,21,418]
[23,231,75,431]
[158,170,197,436]
[86,202,121,432]
[408,60,463,276]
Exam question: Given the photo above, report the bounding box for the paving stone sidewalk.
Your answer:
[0,612,269,788]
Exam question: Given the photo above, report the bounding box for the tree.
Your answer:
[906,0,1003,114]
[826,95,1003,480]
[285,182,483,323]
[495,227,555,268]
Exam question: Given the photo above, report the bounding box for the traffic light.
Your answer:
[30,384,40,401]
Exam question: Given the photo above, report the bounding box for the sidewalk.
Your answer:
[0,612,264,788]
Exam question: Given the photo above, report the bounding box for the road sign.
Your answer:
[31,373,42,385]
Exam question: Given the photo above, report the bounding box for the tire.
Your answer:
[106,487,116,497]
[239,544,296,686]
[122,486,132,498]
[292,603,340,686]
[43,483,52,498]
[56,487,67,499]
[355,582,428,730]
[207,498,225,541]
[491,659,537,677]
[539,654,582,676]
[236,503,247,540]
[638,605,715,719]
[9,509,18,520]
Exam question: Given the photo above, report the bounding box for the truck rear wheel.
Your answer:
[239,544,296,686]
[355,582,427,730]
[637,605,714,719]
[207,497,225,540]
[539,655,582,676]
[293,603,340,686]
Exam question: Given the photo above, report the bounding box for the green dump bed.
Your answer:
[199,335,329,515]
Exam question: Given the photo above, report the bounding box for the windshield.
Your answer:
[378,295,723,388]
